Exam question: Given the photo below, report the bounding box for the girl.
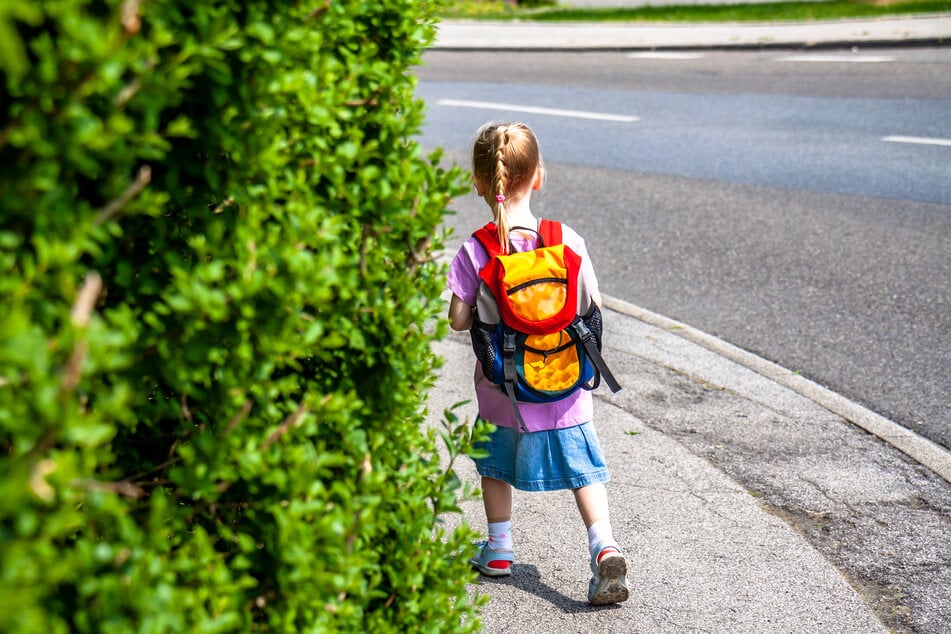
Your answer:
[446,122,629,606]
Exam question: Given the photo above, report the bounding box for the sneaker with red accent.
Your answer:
[588,548,629,605]
[470,541,514,577]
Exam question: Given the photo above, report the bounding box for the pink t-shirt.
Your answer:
[446,220,600,432]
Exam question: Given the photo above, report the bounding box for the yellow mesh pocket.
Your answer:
[522,331,581,393]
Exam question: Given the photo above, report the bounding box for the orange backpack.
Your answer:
[470,219,621,431]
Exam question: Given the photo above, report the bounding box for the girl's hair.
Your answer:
[472,122,542,253]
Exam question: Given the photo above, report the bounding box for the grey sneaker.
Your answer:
[587,549,629,605]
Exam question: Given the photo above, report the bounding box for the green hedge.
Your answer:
[0,1,480,631]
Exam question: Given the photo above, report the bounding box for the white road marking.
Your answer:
[627,52,705,60]
[436,99,638,122]
[882,135,951,147]
[773,54,895,63]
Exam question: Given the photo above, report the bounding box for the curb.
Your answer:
[433,15,951,50]
[603,295,951,485]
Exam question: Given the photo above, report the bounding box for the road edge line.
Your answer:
[603,295,951,485]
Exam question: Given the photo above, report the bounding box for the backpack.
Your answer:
[469,219,621,431]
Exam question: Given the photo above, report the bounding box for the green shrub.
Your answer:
[0,1,479,631]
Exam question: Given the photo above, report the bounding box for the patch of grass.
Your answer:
[440,0,951,22]
[441,0,557,17]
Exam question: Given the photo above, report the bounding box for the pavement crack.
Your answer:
[798,474,863,516]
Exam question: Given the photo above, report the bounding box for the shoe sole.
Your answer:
[589,554,629,605]
[470,559,513,577]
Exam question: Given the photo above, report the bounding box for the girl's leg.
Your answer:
[574,483,619,554]
[574,483,620,555]
[573,482,610,528]
[482,476,514,551]
[482,476,513,524]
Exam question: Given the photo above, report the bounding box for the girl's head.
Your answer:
[472,122,543,252]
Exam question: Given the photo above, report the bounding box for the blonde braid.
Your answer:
[494,126,511,254]
[472,122,542,255]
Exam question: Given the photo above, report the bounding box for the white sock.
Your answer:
[588,520,620,560]
[487,520,513,551]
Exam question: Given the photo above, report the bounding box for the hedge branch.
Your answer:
[213,196,234,214]
[307,0,332,19]
[115,63,152,107]
[63,272,103,392]
[180,393,193,423]
[29,459,56,502]
[79,478,147,499]
[406,235,434,275]
[225,399,254,435]
[360,224,372,275]
[121,0,142,34]
[95,165,151,226]
[114,78,140,107]
[344,86,382,108]
[127,438,181,484]
[262,401,308,449]
[70,271,102,327]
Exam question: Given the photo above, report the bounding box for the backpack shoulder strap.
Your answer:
[472,222,503,259]
[538,219,563,247]
[475,220,562,254]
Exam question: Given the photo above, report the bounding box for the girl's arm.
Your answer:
[448,294,474,331]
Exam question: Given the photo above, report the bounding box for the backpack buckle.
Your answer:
[502,330,517,354]
[573,318,592,342]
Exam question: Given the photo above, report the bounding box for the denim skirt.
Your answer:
[473,420,611,492]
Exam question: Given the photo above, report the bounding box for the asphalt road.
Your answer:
[416,48,951,450]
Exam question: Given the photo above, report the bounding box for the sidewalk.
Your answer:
[427,297,951,631]
[433,14,951,49]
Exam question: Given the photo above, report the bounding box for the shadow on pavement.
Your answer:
[476,564,625,614]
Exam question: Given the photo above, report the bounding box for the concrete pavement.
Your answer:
[433,14,951,50]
